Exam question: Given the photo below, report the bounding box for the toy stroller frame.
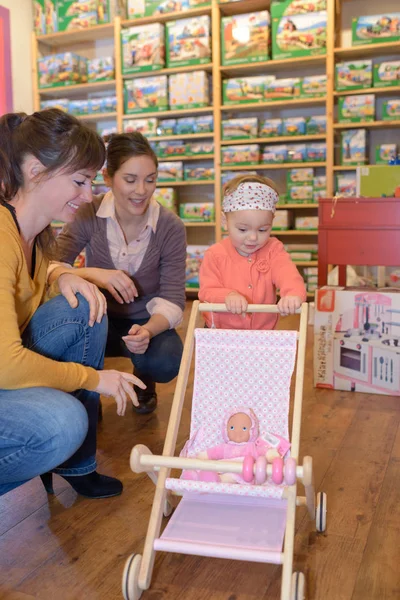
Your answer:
[124,302,326,600]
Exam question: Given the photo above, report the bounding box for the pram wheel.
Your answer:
[291,571,306,600]
[316,491,327,533]
[122,553,142,600]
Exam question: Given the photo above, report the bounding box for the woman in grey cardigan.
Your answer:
[49,132,186,414]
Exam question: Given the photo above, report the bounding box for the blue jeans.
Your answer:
[0,294,107,496]
[106,317,183,383]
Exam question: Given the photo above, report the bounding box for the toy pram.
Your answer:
[123,302,327,600]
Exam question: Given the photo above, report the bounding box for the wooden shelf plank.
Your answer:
[39,80,116,98]
[333,165,362,171]
[77,112,117,122]
[122,6,211,27]
[220,55,326,77]
[123,107,212,119]
[147,133,213,142]
[155,154,214,162]
[36,24,114,47]
[221,162,327,171]
[334,85,400,97]
[334,120,400,130]
[156,180,214,187]
[221,134,326,146]
[334,41,400,60]
[221,97,326,113]
[123,63,213,79]
[183,222,216,227]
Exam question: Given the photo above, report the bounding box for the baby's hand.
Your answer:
[277,295,302,316]
[225,291,248,316]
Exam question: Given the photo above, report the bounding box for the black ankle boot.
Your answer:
[133,373,158,415]
[40,471,123,499]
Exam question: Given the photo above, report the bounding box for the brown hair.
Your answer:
[0,109,105,258]
[106,131,158,178]
[223,174,280,198]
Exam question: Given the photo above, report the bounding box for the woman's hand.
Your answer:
[122,324,151,355]
[95,370,146,416]
[86,268,138,305]
[225,291,248,316]
[277,295,302,316]
[58,273,107,327]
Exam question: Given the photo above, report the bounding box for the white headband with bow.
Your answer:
[222,182,279,214]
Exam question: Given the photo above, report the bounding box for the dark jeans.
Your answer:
[106,317,183,384]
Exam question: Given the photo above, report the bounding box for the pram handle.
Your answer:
[198,303,304,314]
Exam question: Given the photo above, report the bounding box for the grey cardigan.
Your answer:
[55,195,187,320]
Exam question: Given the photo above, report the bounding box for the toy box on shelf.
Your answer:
[306,115,326,135]
[157,119,176,135]
[33,0,46,35]
[373,60,400,88]
[186,245,209,289]
[272,210,291,230]
[287,143,307,162]
[376,144,397,165]
[124,75,168,113]
[222,76,273,105]
[169,70,210,109]
[352,14,400,46]
[179,202,215,221]
[335,60,372,91]
[340,129,367,166]
[259,118,283,137]
[38,53,87,89]
[166,16,211,68]
[270,0,326,18]
[263,144,288,163]
[314,175,326,189]
[221,170,257,186]
[193,115,213,133]
[356,165,400,198]
[264,78,301,101]
[127,0,209,18]
[287,185,314,203]
[184,166,214,180]
[300,75,327,98]
[314,288,400,396]
[88,57,114,82]
[338,94,375,123]
[336,172,357,197]
[283,117,306,136]
[295,215,318,230]
[156,139,187,157]
[222,117,258,140]
[124,117,158,135]
[186,141,213,155]
[221,11,270,66]
[56,0,98,32]
[382,99,400,120]
[272,10,327,60]
[153,187,177,211]
[285,243,318,261]
[287,167,314,187]
[41,98,70,111]
[158,161,183,180]
[221,144,260,165]
[121,24,165,75]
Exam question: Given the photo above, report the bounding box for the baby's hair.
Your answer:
[223,174,280,198]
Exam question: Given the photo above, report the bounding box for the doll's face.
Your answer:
[227,413,252,443]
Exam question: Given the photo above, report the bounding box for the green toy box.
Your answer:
[157,119,176,135]
[283,117,306,136]
[221,11,270,66]
[264,77,301,101]
[69,99,89,115]
[338,94,375,123]
[223,76,274,105]
[262,145,288,163]
[123,118,158,135]
[193,115,213,133]
[124,75,168,113]
[183,166,214,181]
[335,60,372,91]
[287,185,313,203]
[153,187,177,211]
[222,117,258,140]
[300,75,327,98]
[88,57,114,82]
[313,175,326,190]
[121,24,165,75]
[38,53,86,88]
[336,173,356,196]
[287,167,314,187]
[352,14,400,46]
[295,215,318,230]
[157,140,187,157]
[33,0,46,34]
[158,161,183,181]
[127,0,193,18]
[259,118,283,137]
[375,144,397,164]
[272,210,291,230]
[41,98,70,111]
[185,245,208,289]
[179,202,215,221]
[221,144,260,166]
[186,141,214,155]
[271,0,326,18]
[45,0,58,33]
[306,142,326,162]
[166,16,211,68]
[340,129,367,166]
[382,99,400,120]
[169,70,210,109]
[272,11,327,60]
[56,0,98,32]
[373,61,400,88]
[306,115,326,135]
[287,143,307,163]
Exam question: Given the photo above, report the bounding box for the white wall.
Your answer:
[1,0,33,114]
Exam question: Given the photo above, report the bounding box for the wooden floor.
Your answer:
[1,302,400,600]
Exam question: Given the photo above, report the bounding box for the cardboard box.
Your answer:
[271,0,326,18]
[313,189,326,202]
[169,70,209,109]
[264,77,301,101]
[340,129,367,165]
[288,143,308,162]
[287,185,313,202]
[352,14,400,46]
[287,167,314,186]
[262,144,288,163]
[314,288,400,396]
[183,166,214,180]
[283,117,306,136]
[259,118,283,137]
[124,75,168,113]
[272,11,327,60]
[33,0,46,34]
[375,144,397,165]
[306,142,326,162]
[221,170,257,186]
[313,175,326,189]
[121,24,165,75]
[179,202,215,221]
[40,98,70,111]
[153,187,176,211]
[157,139,187,157]
[272,209,291,230]
[335,60,372,91]
[186,245,209,289]
[285,243,318,261]
[127,0,190,18]
[157,119,176,135]
[186,141,213,155]
[223,76,273,105]
[193,115,213,133]
[44,0,58,33]
[336,172,357,196]
[373,60,400,88]
[88,56,114,82]
[221,144,260,165]
[56,0,98,32]
[356,165,400,198]
[295,215,318,230]
[221,11,270,66]
[166,16,211,68]
[306,115,326,135]
[338,94,375,123]
[38,53,84,88]
[123,118,158,135]
[158,161,183,180]
[222,117,258,140]
[69,99,90,115]
[174,117,195,135]
[382,99,400,121]
[300,74,327,97]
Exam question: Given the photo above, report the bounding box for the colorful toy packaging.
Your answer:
[287,143,307,162]
[284,243,318,261]
[221,144,260,165]
[223,76,274,105]
[69,99,90,115]
[156,140,187,157]
[179,202,215,221]
[38,53,86,88]
[283,117,306,136]
[335,60,372,91]
[272,10,327,60]
[259,118,283,137]
[175,117,196,135]
[56,0,98,32]
[40,98,70,111]
[153,187,177,211]
[193,115,213,133]
[262,144,288,163]
[221,11,270,66]
[287,186,313,203]
[306,115,326,135]
[127,0,207,18]
[183,166,214,180]
[352,14,400,46]
[382,99,400,120]
[272,210,291,230]
[376,144,397,164]
[313,175,326,190]
[338,94,375,123]
[186,245,209,289]
[124,75,168,113]
[33,0,46,35]
[221,170,257,186]
[300,75,327,98]
[186,141,213,155]
[124,118,158,135]
[313,189,326,202]
[88,57,114,82]
[306,142,326,162]
[166,16,211,68]
[270,0,326,17]
[44,0,58,33]
[287,167,314,187]
[222,117,258,140]
[336,172,357,196]
[340,129,367,165]
[158,161,183,180]
[295,215,318,230]
[121,24,165,75]
[373,60,400,88]
[169,70,210,109]
[157,119,176,135]
[264,78,301,101]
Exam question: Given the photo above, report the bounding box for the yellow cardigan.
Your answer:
[0,206,99,392]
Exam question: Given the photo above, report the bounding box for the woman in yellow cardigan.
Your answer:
[0,109,145,499]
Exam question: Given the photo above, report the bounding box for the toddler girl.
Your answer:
[199,174,307,330]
